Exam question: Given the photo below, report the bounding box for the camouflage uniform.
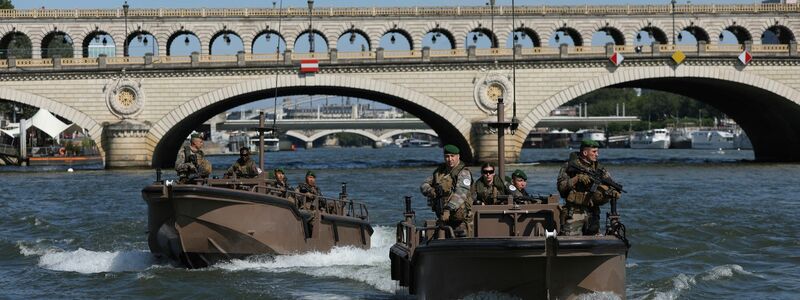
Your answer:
[225,158,259,178]
[175,145,210,183]
[420,161,473,235]
[506,184,530,200]
[296,182,324,210]
[472,175,507,205]
[557,152,620,236]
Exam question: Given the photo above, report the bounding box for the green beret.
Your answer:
[511,169,527,181]
[190,133,204,139]
[580,139,600,149]
[305,170,315,178]
[274,167,285,174]
[443,144,460,155]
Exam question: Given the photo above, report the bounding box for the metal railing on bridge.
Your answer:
[0,3,799,19]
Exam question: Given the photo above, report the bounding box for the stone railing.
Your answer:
[1,43,797,71]
[0,3,798,19]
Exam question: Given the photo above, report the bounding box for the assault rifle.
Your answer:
[567,161,626,194]
[513,194,549,204]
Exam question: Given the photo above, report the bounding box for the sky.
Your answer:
[13,0,765,9]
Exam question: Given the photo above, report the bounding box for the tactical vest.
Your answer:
[432,162,466,199]
[475,176,506,204]
[564,155,602,208]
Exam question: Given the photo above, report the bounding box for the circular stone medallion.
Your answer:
[473,72,513,114]
[107,81,144,118]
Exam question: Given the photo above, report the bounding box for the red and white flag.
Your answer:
[609,52,624,66]
[300,59,319,73]
[738,51,752,65]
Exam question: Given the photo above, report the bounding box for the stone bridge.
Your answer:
[0,4,799,167]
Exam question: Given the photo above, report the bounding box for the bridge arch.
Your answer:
[166,30,200,56]
[307,129,380,143]
[523,68,800,162]
[336,27,371,51]
[378,129,438,142]
[761,25,795,45]
[681,25,710,44]
[0,88,104,164]
[124,30,157,57]
[209,29,243,55]
[379,28,413,50]
[596,26,625,45]
[147,75,472,167]
[0,31,32,59]
[41,30,74,58]
[639,25,668,45]
[252,29,286,53]
[422,26,456,50]
[295,29,329,53]
[507,27,541,48]
[721,25,752,44]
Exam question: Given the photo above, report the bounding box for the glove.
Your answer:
[606,189,621,200]
[574,174,592,187]
[441,209,451,222]
[434,184,446,199]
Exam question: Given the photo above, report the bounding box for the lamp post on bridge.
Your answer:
[671,0,676,45]
[123,1,129,56]
[308,0,315,53]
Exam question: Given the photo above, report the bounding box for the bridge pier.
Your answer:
[305,141,313,149]
[373,141,384,148]
[472,122,524,166]
[103,120,152,168]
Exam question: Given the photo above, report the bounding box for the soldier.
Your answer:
[557,140,622,236]
[471,162,506,205]
[507,169,530,198]
[296,170,324,210]
[296,170,322,196]
[420,144,473,237]
[273,167,290,190]
[224,147,260,179]
[175,133,211,183]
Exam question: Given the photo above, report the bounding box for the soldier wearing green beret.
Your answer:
[506,169,531,200]
[224,147,261,179]
[557,139,621,236]
[297,170,322,196]
[175,132,211,183]
[471,162,507,205]
[420,144,473,237]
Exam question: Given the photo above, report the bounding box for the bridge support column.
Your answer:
[305,141,313,149]
[373,141,384,148]
[789,41,797,56]
[103,120,151,168]
[472,122,523,166]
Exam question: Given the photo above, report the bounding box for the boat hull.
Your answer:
[629,139,670,149]
[391,237,626,299]
[143,183,372,268]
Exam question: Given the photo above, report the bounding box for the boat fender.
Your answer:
[545,229,557,238]
[164,180,175,201]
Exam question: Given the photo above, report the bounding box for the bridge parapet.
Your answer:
[2,43,797,72]
[1,4,799,19]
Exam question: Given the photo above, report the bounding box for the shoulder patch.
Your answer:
[463,178,471,186]
[509,185,517,191]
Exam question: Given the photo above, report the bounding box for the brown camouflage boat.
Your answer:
[143,177,373,268]
[389,196,629,299]
[390,94,630,298]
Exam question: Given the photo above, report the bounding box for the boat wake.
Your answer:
[214,226,396,292]
[17,240,156,274]
[642,264,755,300]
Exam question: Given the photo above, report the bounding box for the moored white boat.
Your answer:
[691,130,735,149]
[630,128,671,149]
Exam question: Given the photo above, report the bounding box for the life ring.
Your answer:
[58,147,66,156]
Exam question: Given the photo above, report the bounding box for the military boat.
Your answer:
[143,177,372,268]
[143,114,372,268]
[389,93,630,297]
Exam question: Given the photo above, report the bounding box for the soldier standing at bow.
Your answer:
[420,144,473,237]
[557,140,622,236]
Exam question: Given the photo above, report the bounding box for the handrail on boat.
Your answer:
[201,177,370,221]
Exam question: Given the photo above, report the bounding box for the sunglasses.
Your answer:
[481,169,495,174]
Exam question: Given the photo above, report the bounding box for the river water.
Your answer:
[1,147,798,299]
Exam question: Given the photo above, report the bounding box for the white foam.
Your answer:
[38,248,156,274]
[700,264,752,281]
[216,226,396,292]
[574,291,622,300]
[652,264,751,300]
